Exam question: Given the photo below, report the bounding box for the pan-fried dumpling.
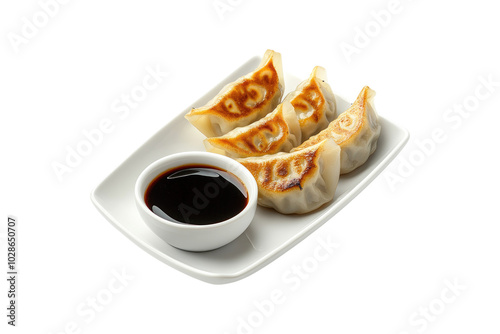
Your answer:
[236,139,341,214]
[292,86,381,174]
[204,102,301,158]
[283,66,336,140]
[185,50,284,137]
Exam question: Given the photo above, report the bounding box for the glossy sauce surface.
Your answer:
[145,164,248,225]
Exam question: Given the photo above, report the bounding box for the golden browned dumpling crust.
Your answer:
[185,50,284,137]
[203,60,280,119]
[237,139,341,214]
[204,102,301,158]
[293,86,381,174]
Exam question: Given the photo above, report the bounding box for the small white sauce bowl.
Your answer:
[135,151,257,252]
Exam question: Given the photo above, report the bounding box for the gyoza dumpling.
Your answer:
[282,66,336,140]
[292,86,381,174]
[185,50,284,137]
[236,139,341,214]
[204,102,301,158]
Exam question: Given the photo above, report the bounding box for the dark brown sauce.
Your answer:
[144,164,248,225]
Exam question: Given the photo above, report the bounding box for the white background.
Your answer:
[1,0,499,333]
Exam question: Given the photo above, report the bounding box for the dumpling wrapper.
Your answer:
[204,101,301,158]
[185,49,284,137]
[293,86,381,174]
[282,66,336,141]
[237,139,341,214]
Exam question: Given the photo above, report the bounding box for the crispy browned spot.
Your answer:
[207,106,289,156]
[239,147,320,193]
[206,60,279,119]
[276,160,289,176]
[290,79,325,124]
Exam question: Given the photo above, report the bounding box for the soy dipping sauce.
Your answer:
[144,164,248,225]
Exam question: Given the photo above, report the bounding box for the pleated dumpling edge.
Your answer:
[185,49,285,137]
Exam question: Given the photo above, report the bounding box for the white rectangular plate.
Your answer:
[91,56,409,284]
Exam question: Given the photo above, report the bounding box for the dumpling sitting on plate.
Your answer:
[236,139,341,214]
[204,102,301,158]
[292,86,381,174]
[282,66,336,140]
[185,49,284,137]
